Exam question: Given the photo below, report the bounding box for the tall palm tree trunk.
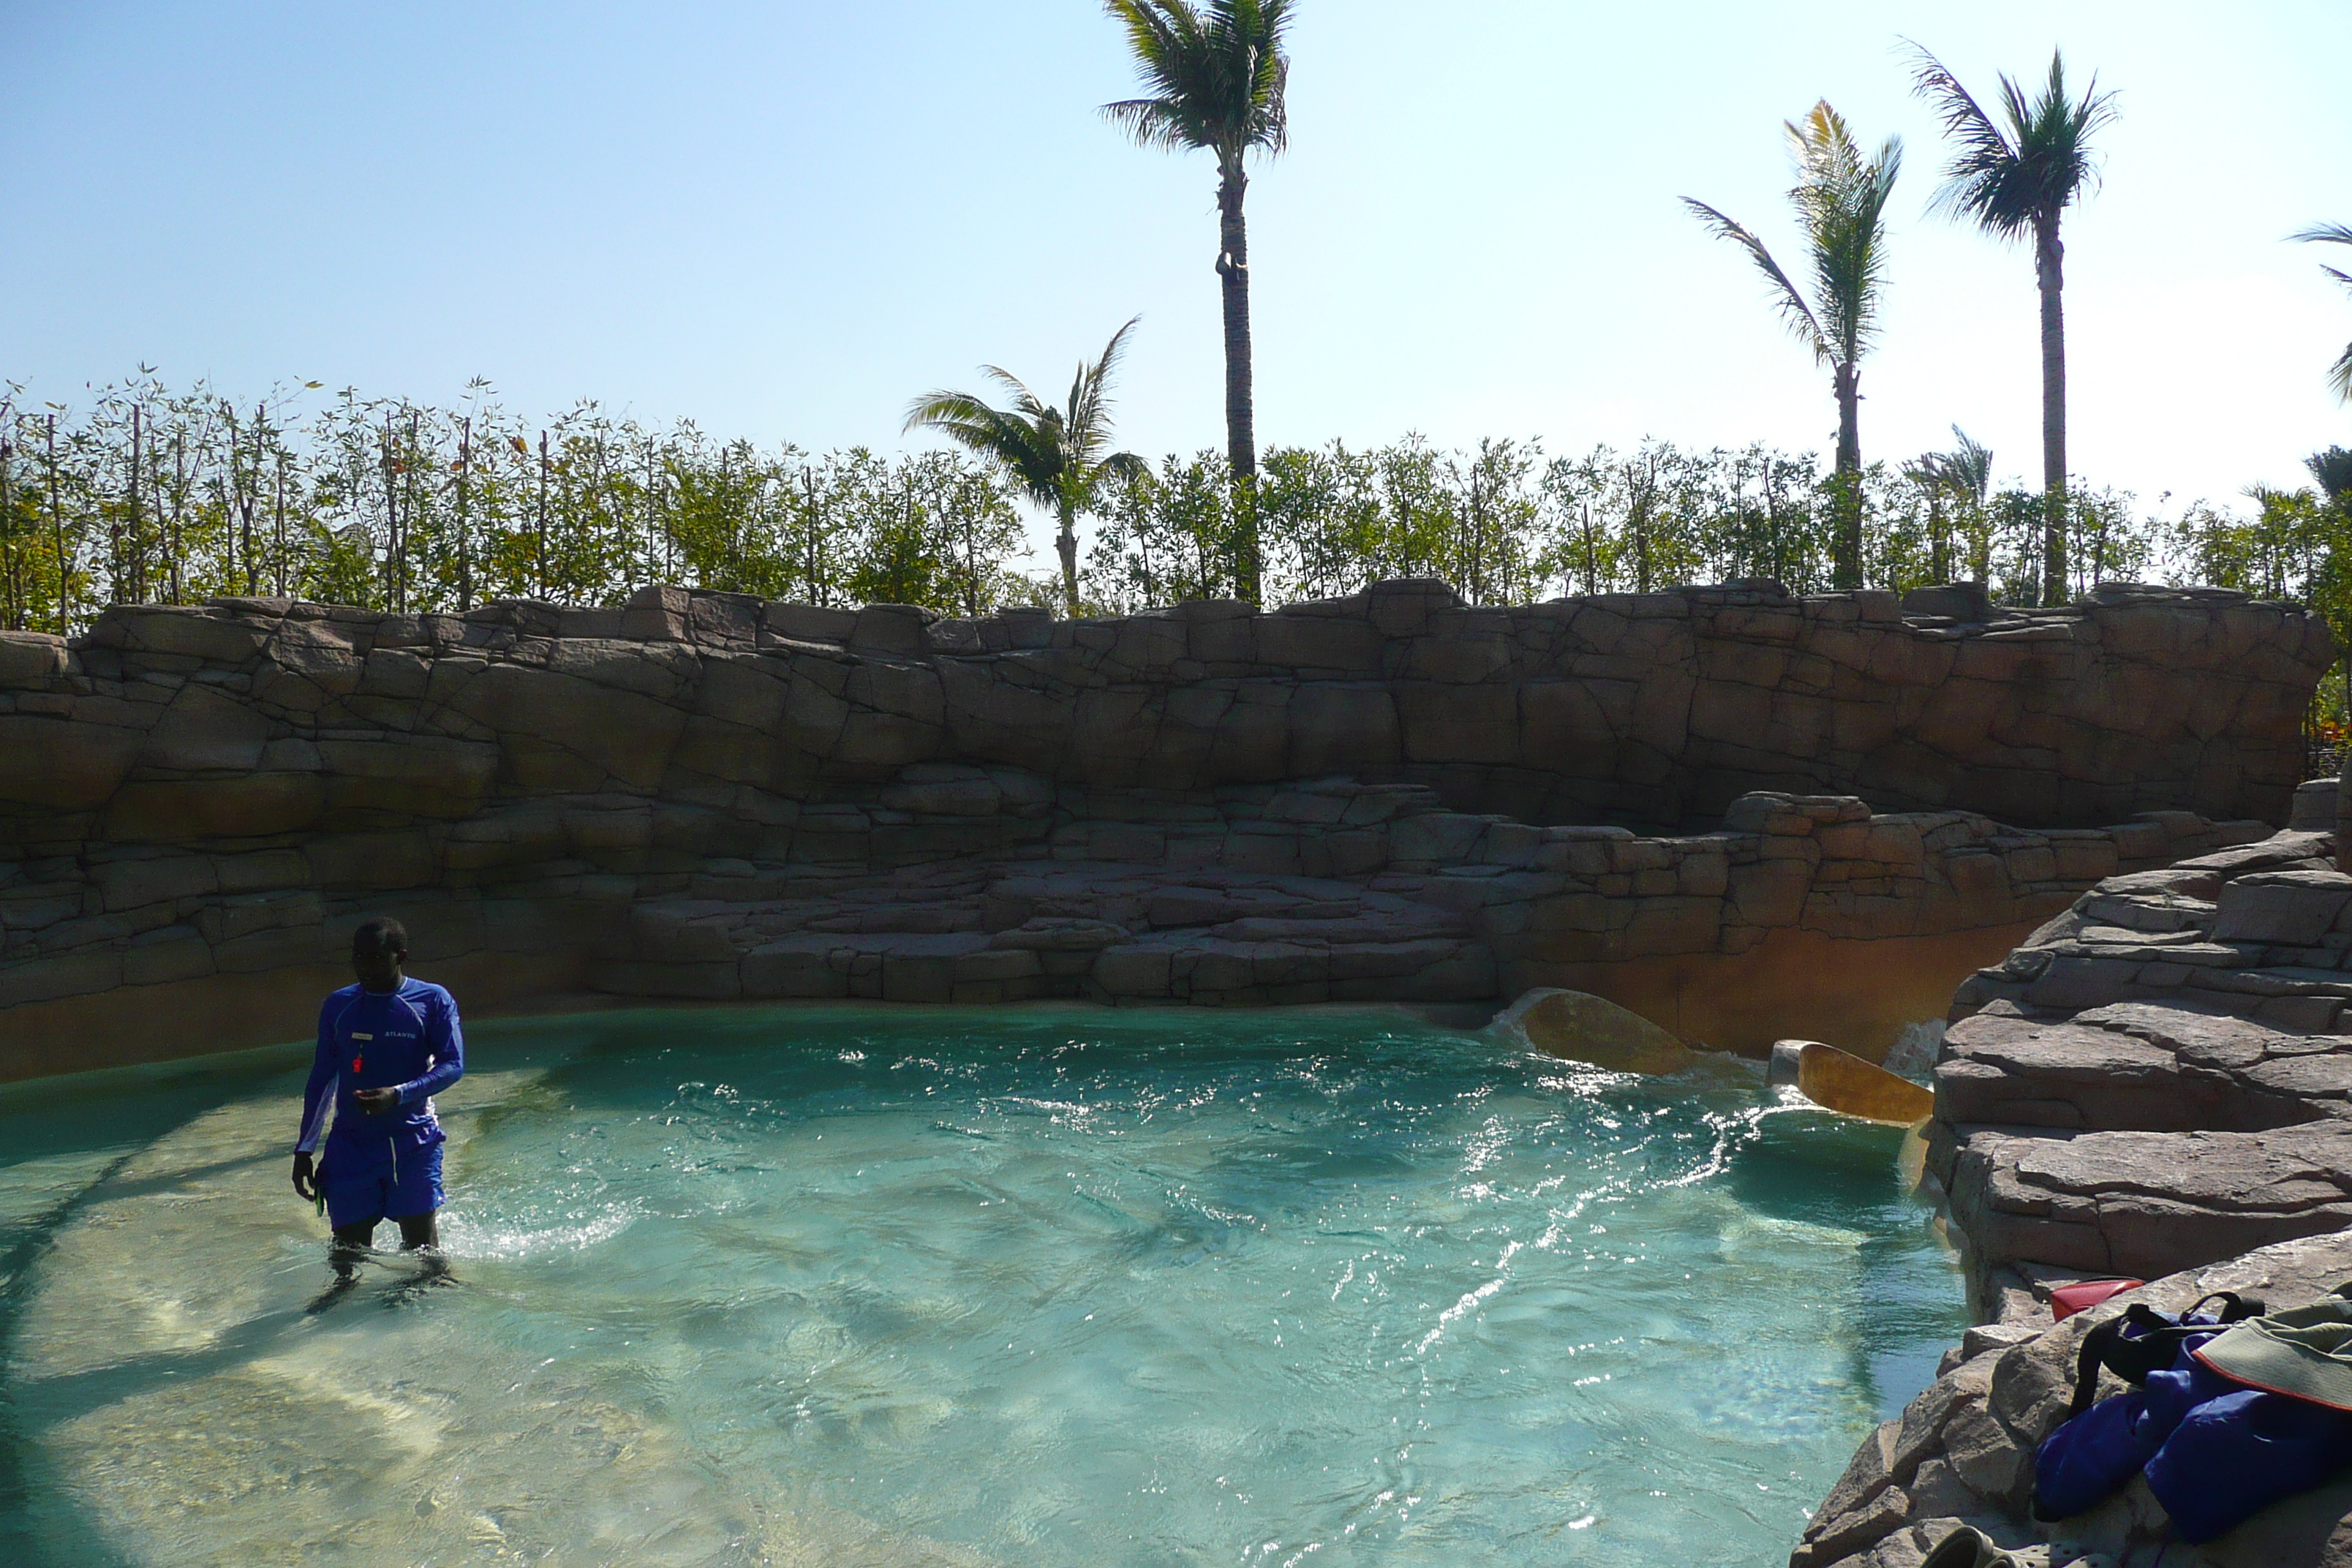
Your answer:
[1055,500,1080,615]
[1217,159,1261,603]
[2037,213,2070,606]
[1832,361,1863,589]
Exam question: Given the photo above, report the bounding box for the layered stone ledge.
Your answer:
[1923,829,2352,1310]
[0,761,2269,1078]
[601,785,2268,1031]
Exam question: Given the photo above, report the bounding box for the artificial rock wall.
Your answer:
[0,578,2329,1079]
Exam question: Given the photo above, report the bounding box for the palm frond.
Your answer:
[901,389,1003,439]
[1067,317,1142,459]
[2299,226,2352,402]
[1784,102,1900,361]
[1100,0,1292,163]
[1101,97,1208,154]
[1948,425,1994,503]
[1905,42,2114,241]
[1903,40,2027,237]
[1683,197,1831,363]
[905,323,1146,513]
[904,391,1063,507]
[1229,0,1294,155]
[2298,228,2352,298]
[2006,53,2119,214]
[976,366,1051,423]
[1074,449,1151,513]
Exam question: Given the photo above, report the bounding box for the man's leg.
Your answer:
[308,1215,382,1313]
[328,1215,382,1282]
[317,1142,385,1262]
[385,1211,453,1295]
[389,1142,449,1282]
[333,1218,382,1250]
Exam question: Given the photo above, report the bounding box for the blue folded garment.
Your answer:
[2144,1383,2352,1544]
[2035,1331,2225,1520]
[2038,1329,2352,1541]
[2138,1352,2245,1443]
[2035,1387,2163,1520]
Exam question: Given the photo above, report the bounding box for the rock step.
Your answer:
[606,908,1500,1009]
[1940,1122,2352,1286]
[1952,834,2347,1017]
[1935,999,2352,1134]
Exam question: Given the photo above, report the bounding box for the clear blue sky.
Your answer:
[5,1,2348,566]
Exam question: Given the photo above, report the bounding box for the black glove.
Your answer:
[293,1150,320,1202]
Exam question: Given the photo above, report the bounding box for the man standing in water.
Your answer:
[290,917,464,1285]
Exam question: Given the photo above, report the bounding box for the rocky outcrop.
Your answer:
[1801,828,2352,1565]
[1950,1123,2352,1286]
[0,582,2326,1079]
[9,578,2319,833]
[1924,830,2352,1310]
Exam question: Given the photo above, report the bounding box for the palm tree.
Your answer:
[1907,45,2119,607]
[1686,102,1901,589]
[1905,426,1992,584]
[905,320,1147,615]
[2311,447,2352,510]
[1101,0,1292,602]
[1901,453,1950,581]
[2295,225,2352,404]
[1945,425,1998,588]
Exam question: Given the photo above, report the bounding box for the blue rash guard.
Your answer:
[297,978,464,1225]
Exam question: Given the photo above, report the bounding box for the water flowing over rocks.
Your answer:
[1798,818,2352,1567]
[0,579,2326,1078]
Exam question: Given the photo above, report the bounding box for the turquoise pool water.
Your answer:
[0,1006,1961,1567]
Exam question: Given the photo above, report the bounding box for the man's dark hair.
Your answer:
[352,916,410,958]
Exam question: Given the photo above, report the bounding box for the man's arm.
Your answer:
[393,990,465,1107]
[293,998,339,1200]
[295,999,339,1153]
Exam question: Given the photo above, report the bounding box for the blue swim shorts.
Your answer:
[320,1137,445,1229]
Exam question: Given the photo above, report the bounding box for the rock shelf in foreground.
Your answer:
[1794,1232,2352,1568]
